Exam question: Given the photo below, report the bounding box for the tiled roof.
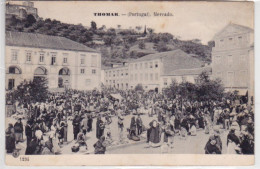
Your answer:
[6,31,97,53]
[213,23,253,39]
[130,49,187,62]
[164,66,212,76]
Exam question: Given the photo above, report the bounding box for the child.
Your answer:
[94,136,106,154]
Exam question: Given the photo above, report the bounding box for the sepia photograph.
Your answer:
[4,0,254,166]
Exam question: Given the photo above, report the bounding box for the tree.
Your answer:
[135,26,142,32]
[138,41,146,49]
[156,41,169,52]
[91,21,97,30]
[147,28,154,34]
[13,77,49,104]
[135,84,144,91]
[196,72,225,101]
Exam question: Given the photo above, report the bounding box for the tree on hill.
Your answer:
[138,41,146,49]
[156,41,169,52]
[91,21,97,30]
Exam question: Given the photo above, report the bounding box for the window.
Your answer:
[150,73,153,81]
[86,79,91,86]
[135,73,138,81]
[194,77,200,83]
[80,69,85,74]
[216,72,222,78]
[215,56,221,64]
[63,57,68,63]
[145,63,148,69]
[155,62,158,68]
[240,70,247,87]
[150,62,153,68]
[135,64,138,69]
[163,78,168,86]
[39,53,44,63]
[92,69,96,74]
[238,36,243,45]
[130,74,133,81]
[130,64,133,70]
[26,52,31,62]
[51,56,56,65]
[140,73,143,81]
[227,55,232,65]
[240,54,246,62]
[227,72,234,87]
[80,57,85,65]
[11,50,18,61]
[91,55,97,67]
[8,79,15,90]
[182,76,187,82]
[145,73,148,80]
[155,73,159,81]
[140,63,143,69]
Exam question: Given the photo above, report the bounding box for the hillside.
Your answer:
[6,15,213,66]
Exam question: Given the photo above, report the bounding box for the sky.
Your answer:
[11,1,254,44]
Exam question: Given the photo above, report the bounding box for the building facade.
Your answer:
[6,1,38,20]
[161,66,212,88]
[211,23,254,99]
[104,49,204,92]
[104,63,129,90]
[6,31,101,91]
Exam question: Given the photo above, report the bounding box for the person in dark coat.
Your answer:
[136,114,143,135]
[25,120,33,146]
[240,130,254,154]
[148,120,160,147]
[6,124,16,153]
[14,118,24,143]
[129,116,137,137]
[96,116,105,139]
[72,115,81,140]
[87,114,93,132]
[94,136,106,154]
[205,136,222,154]
[25,136,39,155]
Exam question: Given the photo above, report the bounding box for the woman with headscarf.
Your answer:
[94,135,106,154]
[6,123,16,153]
[129,116,137,137]
[96,116,105,139]
[148,120,161,147]
[204,136,222,154]
[227,127,240,154]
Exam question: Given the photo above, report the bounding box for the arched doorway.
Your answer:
[7,66,22,90]
[34,66,48,81]
[58,67,70,88]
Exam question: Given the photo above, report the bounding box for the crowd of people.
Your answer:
[5,88,254,155]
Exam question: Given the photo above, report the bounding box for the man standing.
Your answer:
[14,118,24,144]
[136,114,143,135]
[25,120,33,146]
[72,114,81,140]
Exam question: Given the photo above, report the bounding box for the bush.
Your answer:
[135,84,144,91]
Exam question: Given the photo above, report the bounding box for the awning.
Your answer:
[237,89,248,96]
[110,94,123,101]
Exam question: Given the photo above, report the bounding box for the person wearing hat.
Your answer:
[25,120,33,147]
[5,123,16,153]
[227,127,240,154]
[204,136,221,154]
[211,126,223,152]
[14,118,24,144]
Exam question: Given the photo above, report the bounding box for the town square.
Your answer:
[5,1,254,157]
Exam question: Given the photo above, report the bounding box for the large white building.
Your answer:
[104,49,205,92]
[6,31,101,91]
[211,23,254,100]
